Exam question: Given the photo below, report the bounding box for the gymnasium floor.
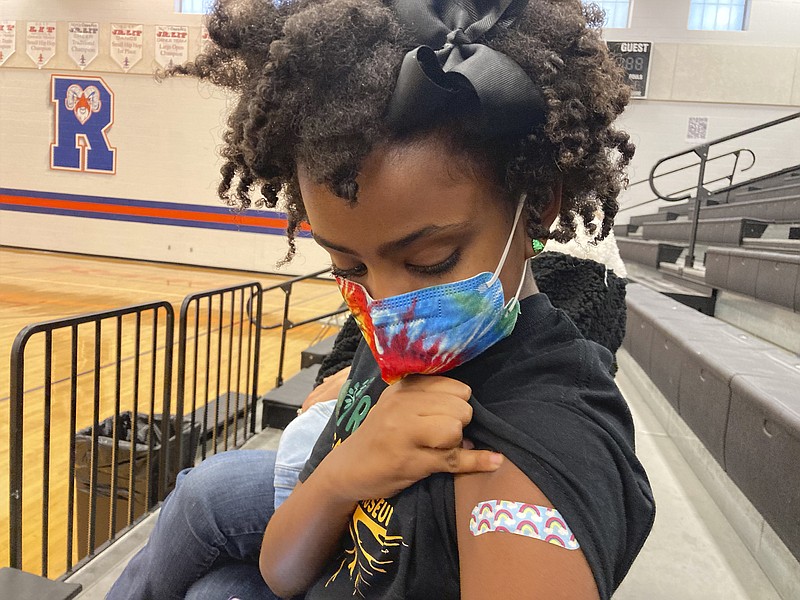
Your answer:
[0,246,345,384]
[0,247,344,576]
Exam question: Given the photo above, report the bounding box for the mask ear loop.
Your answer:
[488,194,527,288]
[511,258,528,302]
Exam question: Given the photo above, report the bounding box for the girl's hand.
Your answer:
[322,375,504,502]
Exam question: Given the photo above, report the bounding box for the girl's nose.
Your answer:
[364,270,418,301]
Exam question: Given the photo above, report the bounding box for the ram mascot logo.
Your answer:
[65,84,102,125]
[51,75,116,173]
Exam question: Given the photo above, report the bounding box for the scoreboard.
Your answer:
[606,41,652,99]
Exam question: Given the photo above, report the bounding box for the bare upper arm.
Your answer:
[455,458,600,600]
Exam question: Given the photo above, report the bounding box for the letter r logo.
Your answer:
[51,75,116,174]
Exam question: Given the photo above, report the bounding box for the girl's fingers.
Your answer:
[414,395,473,426]
[399,375,472,401]
[435,447,504,475]
[411,416,464,450]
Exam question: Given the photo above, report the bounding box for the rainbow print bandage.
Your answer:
[469,500,580,550]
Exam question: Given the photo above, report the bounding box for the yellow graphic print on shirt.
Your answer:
[326,498,404,597]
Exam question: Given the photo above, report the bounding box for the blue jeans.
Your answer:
[106,450,282,600]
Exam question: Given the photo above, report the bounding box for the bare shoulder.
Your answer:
[455,458,600,600]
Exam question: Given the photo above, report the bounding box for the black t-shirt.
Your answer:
[299,293,655,600]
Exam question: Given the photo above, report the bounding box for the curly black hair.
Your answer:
[169,0,634,262]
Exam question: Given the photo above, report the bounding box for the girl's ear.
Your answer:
[525,181,563,258]
[541,180,563,230]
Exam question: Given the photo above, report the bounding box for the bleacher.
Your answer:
[617,163,800,333]
[617,167,800,252]
[617,141,800,599]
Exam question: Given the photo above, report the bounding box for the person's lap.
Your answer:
[186,560,284,600]
[107,449,281,600]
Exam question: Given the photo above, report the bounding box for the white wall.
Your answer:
[620,0,800,46]
[604,0,800,221]
[0,0,330,274]
[0,0,798,261]
[617,102,800,219]
[0,0,199,23]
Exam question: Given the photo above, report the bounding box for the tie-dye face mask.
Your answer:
[335,197,528,384]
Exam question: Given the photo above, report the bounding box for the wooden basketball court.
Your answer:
[0,247,343,577]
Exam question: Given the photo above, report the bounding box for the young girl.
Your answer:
[109,0,653,597]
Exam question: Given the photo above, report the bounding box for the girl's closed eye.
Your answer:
[407,249,461,276]
[330,263,367,280]
[331,250,462,281]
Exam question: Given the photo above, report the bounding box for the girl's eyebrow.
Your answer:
[312,232,357,255]
[313,222,469,257]
[379,223,468,255]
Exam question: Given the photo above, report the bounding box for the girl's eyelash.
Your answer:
[330,264,366,279]
[331,250,461,280]
[409,250,461,275]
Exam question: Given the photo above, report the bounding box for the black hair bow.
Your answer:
[387,0,546,137]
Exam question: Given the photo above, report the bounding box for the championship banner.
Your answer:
[68,22,99,70]
[155,25,188,69]
[110,23,143,72]
[51,74,116,174]
[0,21,16,67]
[26,21,56,69]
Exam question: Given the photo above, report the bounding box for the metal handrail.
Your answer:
[7,270,344,579]
[248,268,333,331]
[619,148,756,214]
[626,148,755,192]
[240,268,348,386]
[252,268,348,387]
[243,267,349,385]
[647,111,800,267]
[649,148,759,203]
